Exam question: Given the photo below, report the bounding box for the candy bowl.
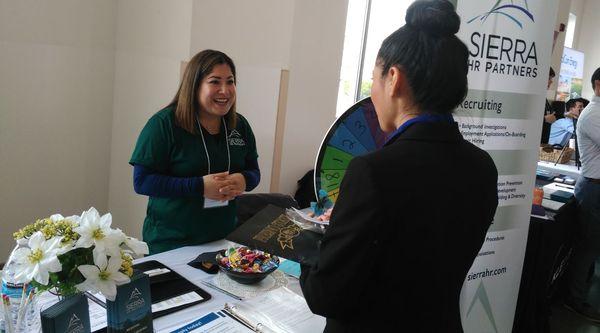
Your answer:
[216,247,280,285]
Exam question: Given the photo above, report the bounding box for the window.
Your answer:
[564,13,576,48]
[336,0,415,116]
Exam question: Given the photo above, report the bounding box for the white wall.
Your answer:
[234,66,282,193]
[107,0,193,240]
[0,0,117,259]
[189,0,349,196]
[107,0,349,238]
[190,0,295,194]
[279,0,349,195]
[576,0,600,99]
[547,0,572,100]
[0,0,350,259]
[190,0,294,69]
[569,0,585,50]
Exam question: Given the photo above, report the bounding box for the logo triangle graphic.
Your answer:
[466,280,499,333]
[129,287,142,300]
[468,0,534,29]
[67,313,82,331]
[229,129,241,138]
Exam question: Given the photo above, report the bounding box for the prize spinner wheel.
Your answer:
[314,97,388,205]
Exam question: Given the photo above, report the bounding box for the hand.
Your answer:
[218,173,246,200]
[203,172,234,201]
[544,113,557,124]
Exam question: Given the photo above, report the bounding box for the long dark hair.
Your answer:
[171,50,237,133]
[376,0,468,114]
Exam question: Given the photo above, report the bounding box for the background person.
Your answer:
[548,98,582,146]
[550,100,566,120]
[130,50,260,254]
[299,1,499,332]
[541,67,557,144]
[564,67,600,323]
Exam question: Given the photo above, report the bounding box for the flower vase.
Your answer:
[1,240,41,333]
[17,292,40,333]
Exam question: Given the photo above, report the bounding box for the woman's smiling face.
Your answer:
[198,63,236,118]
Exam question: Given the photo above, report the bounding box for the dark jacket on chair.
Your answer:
[300,121,499,333]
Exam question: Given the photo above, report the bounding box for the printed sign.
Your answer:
[556,47,585,101]
[455,1,559,332]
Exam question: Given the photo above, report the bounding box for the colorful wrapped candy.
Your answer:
[218,247,279,273]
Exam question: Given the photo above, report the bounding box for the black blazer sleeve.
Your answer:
[300,156,382,319]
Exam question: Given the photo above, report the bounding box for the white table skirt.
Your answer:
[537,160,581,179]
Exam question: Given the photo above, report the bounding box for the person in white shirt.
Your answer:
[564,67,600,323]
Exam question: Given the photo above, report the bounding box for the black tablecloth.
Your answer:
[512,201,578,333]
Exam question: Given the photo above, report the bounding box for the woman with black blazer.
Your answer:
[300,1,499,332]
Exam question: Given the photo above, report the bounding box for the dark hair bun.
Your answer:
[406,0,460,37]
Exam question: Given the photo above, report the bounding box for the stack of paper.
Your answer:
[542,182,574,199]
[224,287,325,333]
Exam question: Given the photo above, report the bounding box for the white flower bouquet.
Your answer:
[10,207,148,301]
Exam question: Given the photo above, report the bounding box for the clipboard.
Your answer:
[132,260,212,318]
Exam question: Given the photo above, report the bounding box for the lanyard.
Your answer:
[196,117,231,174]
[384,113,455,145]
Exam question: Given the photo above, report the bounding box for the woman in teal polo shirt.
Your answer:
[130,50,260,254]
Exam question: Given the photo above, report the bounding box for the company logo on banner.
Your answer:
[456,0,559,332]
[468,0,534,29]
[466,281,498,333]
[459,0,546,95]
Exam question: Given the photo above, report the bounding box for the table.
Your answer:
[537,161,581,179]
[35,239,323,332]
[135,239,322,332]
[512,215,567,332]
[512,178,578,332]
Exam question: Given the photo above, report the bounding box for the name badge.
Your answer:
[204,198,228,209]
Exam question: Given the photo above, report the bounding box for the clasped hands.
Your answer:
[203,172,246,201]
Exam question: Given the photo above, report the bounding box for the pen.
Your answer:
[15,289,33,332]
[3,295,14,333]
[85,291,107,309]
[200,281,242,300]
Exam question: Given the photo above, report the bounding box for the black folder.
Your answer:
[87,261,212,333]
[131,260,211,318]
[226,204,323,264]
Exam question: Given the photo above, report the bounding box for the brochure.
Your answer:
[167,310,249,333]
